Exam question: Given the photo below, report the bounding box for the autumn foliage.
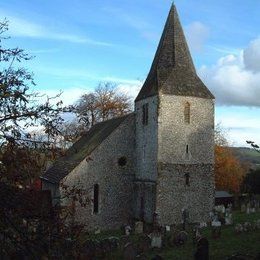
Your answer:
[215,145,247,193]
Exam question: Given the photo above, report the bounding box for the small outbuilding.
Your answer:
[215,191,234,206]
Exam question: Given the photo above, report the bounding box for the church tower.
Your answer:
[134,4,215,224]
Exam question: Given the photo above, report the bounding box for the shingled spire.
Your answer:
[135,4,214,101]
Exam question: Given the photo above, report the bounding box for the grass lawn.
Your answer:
[90,211,260,259]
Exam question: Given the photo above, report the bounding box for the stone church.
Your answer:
[41,4,215,231]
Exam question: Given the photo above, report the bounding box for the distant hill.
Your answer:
[230,147,260,168]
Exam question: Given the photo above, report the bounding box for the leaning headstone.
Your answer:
[150,232,162,248]
[135,221,144,234]
[123,242,138,260]
[194,236,209,260]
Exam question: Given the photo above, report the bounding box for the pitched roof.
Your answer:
[135,4,214,101]
[41,114,131,184]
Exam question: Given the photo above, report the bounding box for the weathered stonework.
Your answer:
[61,114,135,230]
[156,163,214,225]
[41,4,215,231]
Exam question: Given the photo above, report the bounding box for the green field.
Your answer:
[92,211,260,260]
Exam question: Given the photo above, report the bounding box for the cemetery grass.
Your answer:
[91,211,260,260]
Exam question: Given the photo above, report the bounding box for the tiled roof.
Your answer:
[41,114,131,184]
[135,4,214,101]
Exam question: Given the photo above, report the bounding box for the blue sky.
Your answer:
[1,0,260,146]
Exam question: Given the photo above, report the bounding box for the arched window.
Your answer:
[184,102,190,124]
[93,184,99,214]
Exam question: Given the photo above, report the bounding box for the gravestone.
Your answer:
[125,225,132,236]
[150,232,162,248]
[135,221,143,234]
[225,212,233,225]
[192,225,201,244]
[194,236,209,260]
[241,203,246,213]
[123,242,137,260]
[211,219,221,238]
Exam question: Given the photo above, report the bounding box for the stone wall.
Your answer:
[156,163,214,225]
[156,94,215,224]
[61,114,135,231]
[158,95,214,164]
[134,96,158,222]
[135,96,158,181]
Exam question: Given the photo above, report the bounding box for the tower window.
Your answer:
[93,184,99,214]
[184,102,190,124]
[185,173,190,186]
[186,145,189,154]
[142,103,149,125]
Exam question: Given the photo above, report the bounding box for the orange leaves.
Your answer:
[215,145,247,194]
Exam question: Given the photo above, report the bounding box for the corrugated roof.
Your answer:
[41,114,131,184]
[135,4,214,102]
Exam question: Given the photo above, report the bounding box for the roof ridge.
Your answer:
[40,113,133,183]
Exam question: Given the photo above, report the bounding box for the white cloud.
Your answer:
[185,22,210,52]
[216,110,260,147]
[199,37,260,106]
[1,10,113,46]
[117,83,142,99]
[243,38,260,73]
